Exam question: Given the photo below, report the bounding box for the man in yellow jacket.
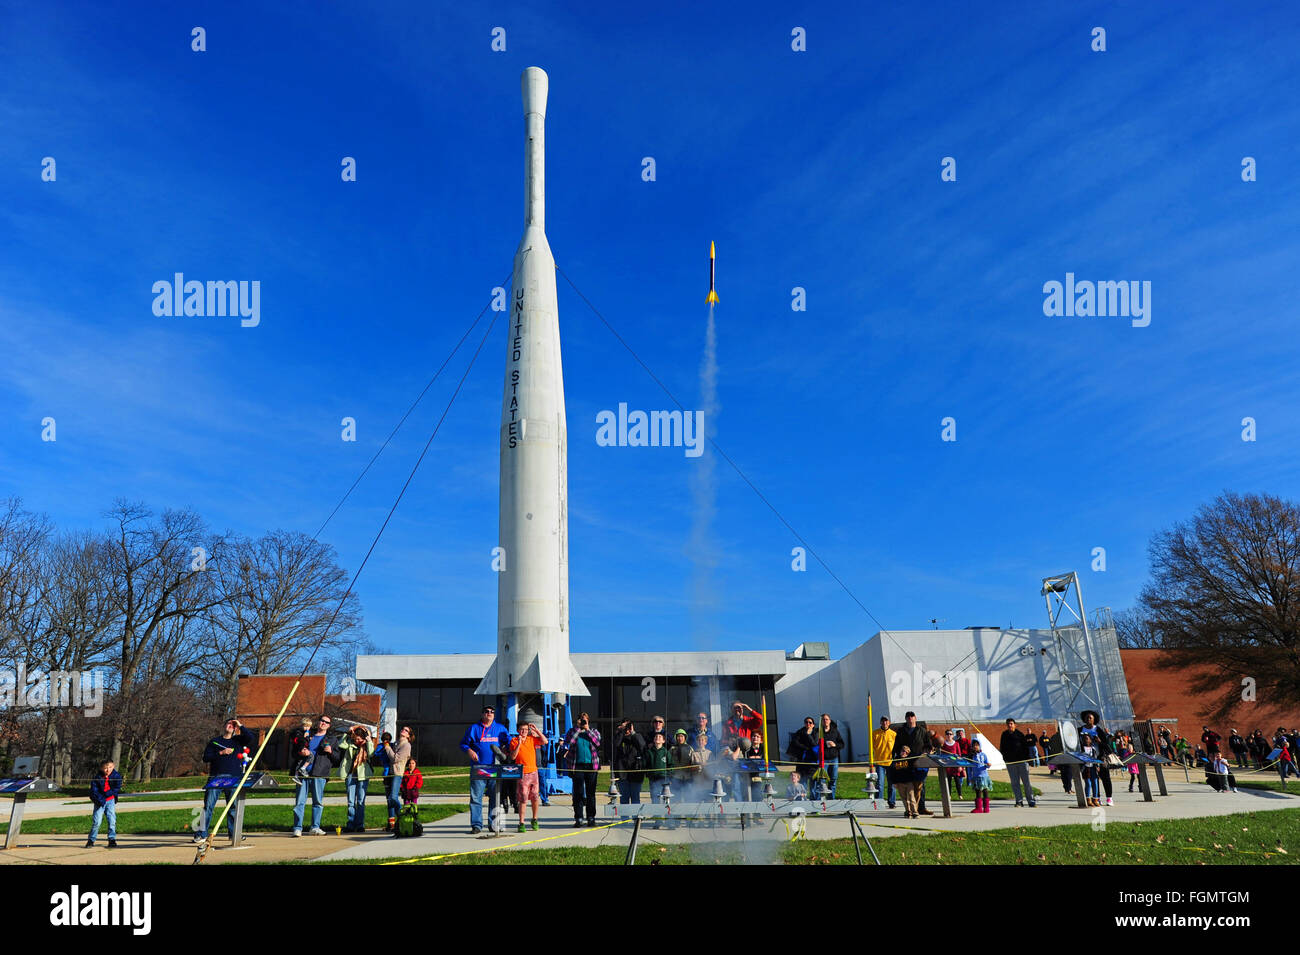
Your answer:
[870,716,897,809]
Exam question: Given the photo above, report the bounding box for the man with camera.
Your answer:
[561,712,601,827]
[196,717,258,845]
[611,719,646,804]
[292,715,342,837]
[381,726,413,831]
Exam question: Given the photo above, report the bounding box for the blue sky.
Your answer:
[2,1,1298,658]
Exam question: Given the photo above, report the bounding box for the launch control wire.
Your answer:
[195,280,508,862]
[311,275,511,541]
[556,265,995,733]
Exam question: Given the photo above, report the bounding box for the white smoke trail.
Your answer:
[689,303,719,648]
[685,304,785,866]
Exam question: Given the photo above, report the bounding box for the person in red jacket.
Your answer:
[399,757,423,805]
[1201,726,1222,757]
[723,701,763,745]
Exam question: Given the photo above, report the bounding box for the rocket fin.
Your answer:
[475,655,589,698]
[473,658,499,698]
[539,655,590,698]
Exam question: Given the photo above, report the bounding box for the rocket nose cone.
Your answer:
[522,67,549,116]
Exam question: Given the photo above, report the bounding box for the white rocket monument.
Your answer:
[476,67,588,702]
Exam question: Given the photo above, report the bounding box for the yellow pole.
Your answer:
[868,693,876,798]
[195,679,302,863]
[761,695,769,764]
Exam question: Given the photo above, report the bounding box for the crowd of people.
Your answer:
[462,701,804,833]
[1147,724,1300,780]
[81,705,1300,848]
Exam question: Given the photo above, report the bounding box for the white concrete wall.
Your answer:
[774,659,835,757]
[358,627,1136,759]
[876,629,1058,725]
[771,627,1136,759]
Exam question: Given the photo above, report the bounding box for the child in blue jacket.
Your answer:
[967,740,992,813]
[87,759,123,848]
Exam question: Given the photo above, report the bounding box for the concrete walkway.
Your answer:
[319,774,1300,863]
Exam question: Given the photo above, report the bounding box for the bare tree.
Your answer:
[1113,607,1163,649]
[33,532,120,783]
[102,501,227,769]
[200,530,361,718]
[1139,491,1300,719]
[0,499,51,768]
[322,635,385,698]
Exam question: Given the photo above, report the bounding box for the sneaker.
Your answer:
[1106,797,1113,806]
[518,824,527,833]
[108,838,117,848]
[308,827,326,835]
[84,840,94,848]
[573,820,584,828]
[1028,801,1037,807]
[530,821,539,831]
[470,827,482,835]
[193,834,206,844]
[587,819,597,827]
[1015,801,1023,807]
[292,829,303,837]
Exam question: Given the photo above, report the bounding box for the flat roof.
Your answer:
[356,650,788,683]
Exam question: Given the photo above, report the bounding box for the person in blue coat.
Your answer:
[197,717,258,844]
[461,705,510,834]
[86,759,123,848]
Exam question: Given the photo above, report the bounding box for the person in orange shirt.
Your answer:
[510,722,549,832]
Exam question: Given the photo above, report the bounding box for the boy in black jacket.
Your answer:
[86,759,122,848]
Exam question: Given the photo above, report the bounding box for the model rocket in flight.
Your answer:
[706,240,719,305]
[476,67,588,701]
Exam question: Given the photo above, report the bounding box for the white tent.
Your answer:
[974,732,1006,770]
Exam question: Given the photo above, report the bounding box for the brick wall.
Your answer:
[1120,649,1300,738]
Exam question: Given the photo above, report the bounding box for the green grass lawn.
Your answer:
[0,802,462,836]
[14,766,484,800]
[38,767,621,802]
[378,807,1298,865]
[10,767,1053,804]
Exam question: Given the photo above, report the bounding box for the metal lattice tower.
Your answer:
[1041,571,1106,721]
